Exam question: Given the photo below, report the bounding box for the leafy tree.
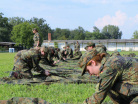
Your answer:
[0,13,12,42]
[93,26,100,33]
[11,22,39,48]
[60,29,70,40]
[8,17,26,26]
[53,28,62,40]
[92,32,106,39]
[101,25,122,39]
[28,17,51,41]
[71,26,85,40]
[132,30,138,39]
[85,31,93,40]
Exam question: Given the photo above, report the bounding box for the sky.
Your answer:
[1,0,138,39]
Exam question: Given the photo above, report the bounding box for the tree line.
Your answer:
[0,12,138,48]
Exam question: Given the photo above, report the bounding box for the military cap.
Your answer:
[78,49,98,76]
[32,28,38,32]
[86,42,95,47]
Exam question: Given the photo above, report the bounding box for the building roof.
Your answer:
[0,42,16,45]
[43,39,138,43]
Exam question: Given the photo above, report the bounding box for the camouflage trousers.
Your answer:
[12,67,33,79]
[13,57,35,79]
[0,97,50,104]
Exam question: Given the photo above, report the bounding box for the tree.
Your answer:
[93,26,100,33]
[28,17,51,41]
[71,26,85,40]
[53,28,62,40]
[132,30,138,39]
[101,25,122,39]
[0,13,12,42]
[11,22,39,48]
[8,17,26,26]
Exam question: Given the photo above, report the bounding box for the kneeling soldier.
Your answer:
[10,47,50,79]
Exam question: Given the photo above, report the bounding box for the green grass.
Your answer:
[0,83,96,104]
[0,51,137,103]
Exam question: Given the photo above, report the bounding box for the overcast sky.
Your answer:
[1,0,138,39]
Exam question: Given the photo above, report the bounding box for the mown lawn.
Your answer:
[0,51,137,103]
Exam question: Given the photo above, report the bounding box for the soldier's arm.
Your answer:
[36,34,40,47]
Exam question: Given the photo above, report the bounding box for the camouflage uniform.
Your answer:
[74,41,80,56]
[33,32,40,47]
[78,49,138,104]
[84,42,95,51]
[47,46,56,65]
[54,48,60,61]
[0,97,50,104]
[13,48,45,79]
[59,47,68,61]
[123,53,136,57]
[38,46,51,69]
[78,43,109,66]
[66,45,73,58]
[72,51,82,60]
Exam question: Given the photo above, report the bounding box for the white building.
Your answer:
[42,39,138,51]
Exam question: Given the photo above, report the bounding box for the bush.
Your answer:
[54,42,58,48]
[0,46,6,51]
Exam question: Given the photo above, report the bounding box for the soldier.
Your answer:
[54,48,60,63]
[47,46,59,65]
[74,41,80,56]
[85,42,109,56]
[84,42,95,51]
[32,28,40,47]
[66,44,73,58]
[71,50,82,60]
[10,46,50,79]
[60,46,68,61]
[78,49,138,104]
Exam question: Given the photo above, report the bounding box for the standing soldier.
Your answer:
[32,28,40,47]
[10,46,50,79]
[74,41,80,56]
[78,49,138,104]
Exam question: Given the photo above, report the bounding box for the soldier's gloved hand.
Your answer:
[44,70,50,76]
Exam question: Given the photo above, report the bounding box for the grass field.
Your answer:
[0,51,137,103]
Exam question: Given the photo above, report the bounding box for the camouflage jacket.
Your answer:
[54,49,60,60]
[74,43,80,51]
[61,49,68,57]
[84,55,138,104]
[66,47,73,57]
[14,48,42,72]
[33,32,39,46]
[47,47,56,64]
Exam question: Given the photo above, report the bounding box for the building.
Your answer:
[0,42,16,48]
[42,39,138,51]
